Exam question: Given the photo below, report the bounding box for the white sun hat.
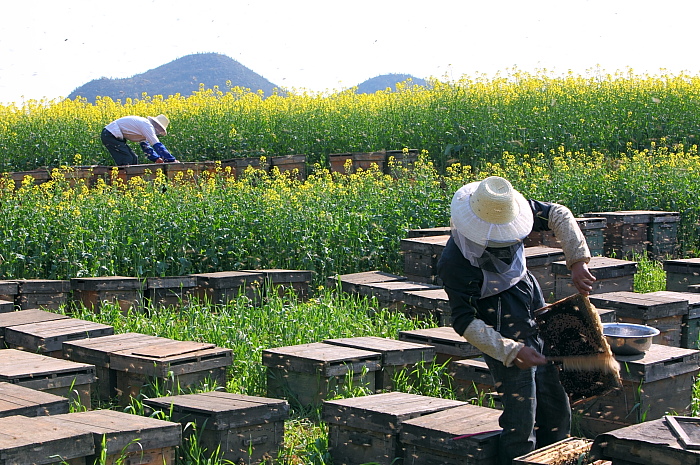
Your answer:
[450,176,533,247]
[148,114,170,135]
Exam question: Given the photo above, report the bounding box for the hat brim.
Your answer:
[148,117,167,135]
[451,181,533,246]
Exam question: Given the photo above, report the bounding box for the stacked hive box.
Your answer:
[553,256,638,301]
[525,246,566,302]
[524,217,606,257]
[0,381,69,418]
[399,327,481,365]
[328,270,407,294]
[143,276,198,309]
[13,279,71,310]
[400,403,502,464]
[0,308,69,348]
[575,344,700,437]
[191,270,265,305]
[4,316,113,357]
[664,257,700,291]
[323,392,466,465]
[263,342,382,407]
[400,235,449,284]
[589,291,687,347]
[144,392,289,464]
[646,290,700,349]
[71,276,142,314]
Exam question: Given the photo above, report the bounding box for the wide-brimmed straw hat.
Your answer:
[451,176,533,247]
[148,114,170,135]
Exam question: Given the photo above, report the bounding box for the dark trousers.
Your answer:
[101,128,138,166]
[483,354,571,465]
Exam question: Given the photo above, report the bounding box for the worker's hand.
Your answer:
[571,261,596,295]
[513,346,547,369]
[154,158,164,164]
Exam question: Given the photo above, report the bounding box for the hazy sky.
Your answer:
[1,0,698,105]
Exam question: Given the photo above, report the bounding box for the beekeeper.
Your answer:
[437,176,595,465]
[101,114,179,166]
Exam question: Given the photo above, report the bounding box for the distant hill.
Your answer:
[68,53,280,102]
[355,74,427,94]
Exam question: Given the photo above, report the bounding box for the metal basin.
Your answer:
[602,323,660,355]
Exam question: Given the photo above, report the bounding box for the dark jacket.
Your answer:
[437,200,555,346]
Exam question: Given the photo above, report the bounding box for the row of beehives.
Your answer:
[402,210,682,289]
[0,307,295,464]
[5,148,420,189]
[0,269,313,314]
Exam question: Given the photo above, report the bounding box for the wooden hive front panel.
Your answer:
[110,341,233,406]
[402,288,452,327]
[0,414,95,465]
[15,279,71,311]
[263,342,381,407]
[5,317,114,357]
[0,301,12,314]
[243,269,313,300]
[525,246,566,301]
[0,381,69,418]
[144,391,289,464]
[400,403,501,465]
[574,344,700,437]
[648,213,680,258]
[449,358,496,402]
[45,410,181,465]
[0,308,70,346]
[323,336,436,391]
[400,235,449,284]
[191,271,264,305]
[356,280,442,311]
[647,290,700,349]
[0,349,96,409]
[323,392,465,465]
[70,276,142,314]
[63,332,173,401]
[398,327,481,364]
[144,276,197,309]
[664,257,700,292]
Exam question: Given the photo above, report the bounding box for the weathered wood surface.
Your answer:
[323,336,435,366]
[323,392,465,434]
[329,270,407,293]
[5,318,114,353]
[0,349,95,384]
[0,414,95,464]
[589,291,689,320]
[398,326,481,361]
[615,343,699,382]
[0,381,69,417]
[70,276,141,291]
[45,409,181,455]
[262,342,381,376]
[63,332,171,366]
[144,391,289,429]
[356,280,441,304]
[0,308,69,339]
[591,417,700,465]
[400,403,501,458]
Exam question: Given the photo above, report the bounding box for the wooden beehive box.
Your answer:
[144,276,197,309]
[400,235,449,284]
[45,409,182,465]
[109,340,233,406]
[647,211,680,258]
[513,437,594,465]
[328,152,353,173]
[449,358,497,403]
[14,279,71,310]
[0,381,69,418]
[402,287,452,326]
[323,392,465,465]
[524,217,606,258]
[10,169,51,189]
[352,151,387,171]
[0,349,96,408]
[0,308,70,347]
[323,336,436,391]
[243,269,313,300]
[398,326,481,364]
[553,256,638,301]
[327,270,406,294]
[525,246,566,301]
[400,403,501,465]
[63,332,172,401]
[219,156,269,179]
[590,417,700,464]
[190,270,264,305]
[0,301,12,314]
[0,281,18,306]
[584,210,652,257]
[163,161,212,181]
[0,414,95,465]
[269,154,307,180]
[589,290,688,347]
[574,344,700,437]
[407,227,452,238]
[4,317,114,357]
[665,257,700,291]
[114,164,161,184]
[355,280,442,311]
[262,342,381,408]
[71,276,142,314]
[384,149,419,175]
[646,290,700,349]
[144,391,289,465]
